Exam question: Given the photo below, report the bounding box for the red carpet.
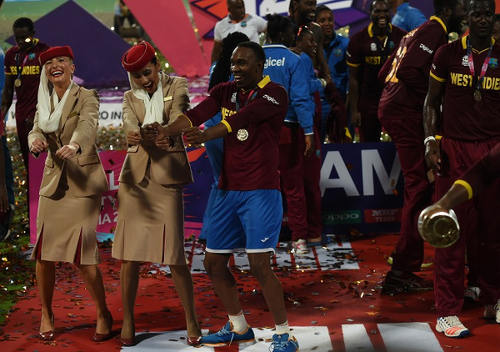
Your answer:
[1,234,498,351]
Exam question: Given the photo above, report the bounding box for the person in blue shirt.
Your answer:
[391,0,427,32]
[199,31,249,241]
[263,14,315,256]
[315,5,349,141]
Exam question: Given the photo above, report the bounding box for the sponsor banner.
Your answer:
[320,142,403,234]
[7,101,124,128]
[29,143,403,243]
[364,208,402,223]
[323,210,362,225]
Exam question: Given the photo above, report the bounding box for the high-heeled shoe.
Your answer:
[186,336,202,346]
[120,335,136,347]
[39,314,55,341]
[92,311,113,342]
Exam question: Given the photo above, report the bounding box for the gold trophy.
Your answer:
[418,206,460,248]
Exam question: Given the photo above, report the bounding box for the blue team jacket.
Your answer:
[262,44,314,134]
[392,2,426,32]
[324,33,349,99]
[300,52,322,95]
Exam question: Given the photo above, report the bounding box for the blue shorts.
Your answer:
[203,189,282,253]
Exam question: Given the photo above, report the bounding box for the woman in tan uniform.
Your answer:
[112,41,201,346]
[28,46,112,341]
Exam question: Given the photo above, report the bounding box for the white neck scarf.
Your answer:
[128,73,164,125]
[37,66,73,133]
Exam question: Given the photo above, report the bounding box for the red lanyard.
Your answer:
[235,89,258,112]
[15,53,30,79]
[466,36,493,92]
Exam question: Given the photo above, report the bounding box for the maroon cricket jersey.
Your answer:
[431,36,500,141]
[460,142,500,196]
[185,76,288,191]
[4,39,49,121]
[346,23,406,113]
[379,17,448,112]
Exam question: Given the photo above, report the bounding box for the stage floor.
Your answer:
[1,234,497,351]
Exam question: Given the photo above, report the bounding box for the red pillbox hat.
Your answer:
[39,46,74,65]
[121,41,156,72]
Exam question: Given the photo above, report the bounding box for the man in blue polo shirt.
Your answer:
[391,0,427,31]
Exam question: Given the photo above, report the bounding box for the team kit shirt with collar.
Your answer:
[185,76,288,191]
[346,23,406,116]
[214,14,267,43]
[376,17,450,278]
[379,16,449,112]
[262,44,314,135]
[4,38,49,121]
[429,37,500,318]
[430,36,500,141]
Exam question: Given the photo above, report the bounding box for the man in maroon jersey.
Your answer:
[1,17,49,169]
[145,41,300,351]
[377,0,466,294]
[347,0,406,142]
[424,0,500,336]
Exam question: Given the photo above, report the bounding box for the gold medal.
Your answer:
[473,89,482,102]
[236,129,249,141]
[14,78,21,88]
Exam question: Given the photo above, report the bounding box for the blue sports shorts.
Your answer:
[203,189,282,253]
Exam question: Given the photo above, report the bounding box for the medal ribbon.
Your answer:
[15,53,29,81]
[466,36,493,93]
[235,88,258,112]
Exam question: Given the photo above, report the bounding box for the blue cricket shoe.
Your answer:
[200,321,255,347]
[270,333,299,351]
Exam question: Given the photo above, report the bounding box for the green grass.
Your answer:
[0,132,31,325]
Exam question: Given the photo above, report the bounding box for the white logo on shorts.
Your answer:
[261,237,270,243]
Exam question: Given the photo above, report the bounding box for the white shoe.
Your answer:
[292,239,308,255]
[464,286,480,302]
[484,299,500,323]
[435,316,470,338]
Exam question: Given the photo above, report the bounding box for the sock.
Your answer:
[228,312,248,333]
[275,320,290,335]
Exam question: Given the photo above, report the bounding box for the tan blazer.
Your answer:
[28,84,108,198]
[119,73,193,186]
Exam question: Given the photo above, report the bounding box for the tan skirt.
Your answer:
[31,193,101,265]
[112,174,185,265]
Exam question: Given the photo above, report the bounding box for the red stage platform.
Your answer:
[1,234,497,351]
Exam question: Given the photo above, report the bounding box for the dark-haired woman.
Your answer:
[112,41,201,347]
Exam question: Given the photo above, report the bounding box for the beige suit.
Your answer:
[29,84,108,265]
[119,73,193,186]
[112,73,193,264]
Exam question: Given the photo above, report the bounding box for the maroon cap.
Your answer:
[121,41,156,72]
[39,46,74,65]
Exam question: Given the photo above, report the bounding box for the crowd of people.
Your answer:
[1,0,500,350]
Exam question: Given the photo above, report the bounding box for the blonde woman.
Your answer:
[28,46,112,342]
